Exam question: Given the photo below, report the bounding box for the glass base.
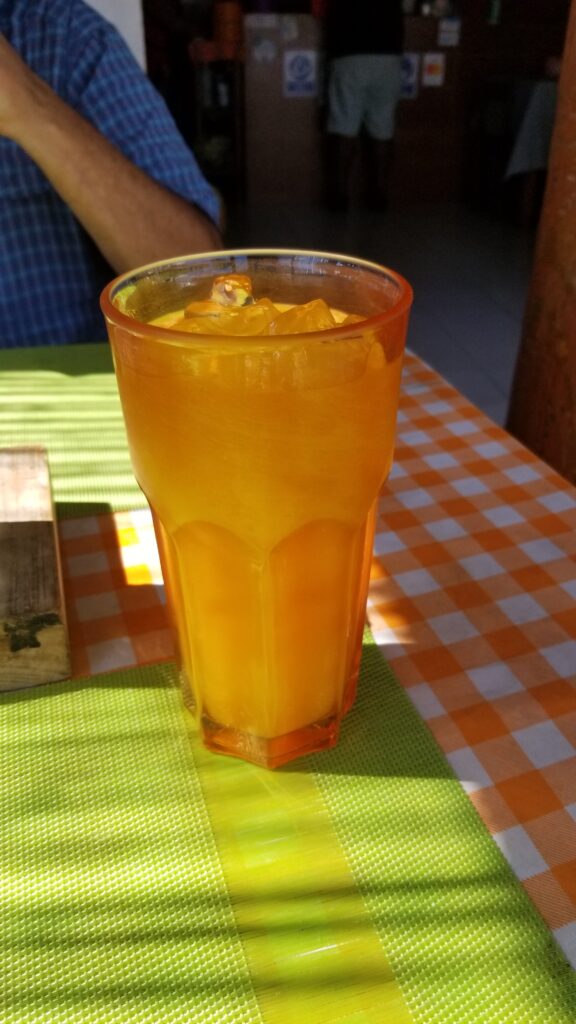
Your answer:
[342,665,360,716]
[199,713,340,769]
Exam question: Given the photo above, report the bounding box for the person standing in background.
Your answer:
[323,0,404,211]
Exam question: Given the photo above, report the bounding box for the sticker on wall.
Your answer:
[252,36,277,63]
[281,15,299,43]
[283,50,318,97]
[245,14,279,30]
[422,52,445,87]
[401,53,421,99]
[438,17,461,47]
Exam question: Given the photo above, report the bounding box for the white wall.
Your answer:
[84,0,146,69]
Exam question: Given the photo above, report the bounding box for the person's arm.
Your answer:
[0,35,221,272]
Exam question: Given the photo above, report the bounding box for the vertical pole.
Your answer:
[506,1,576,484]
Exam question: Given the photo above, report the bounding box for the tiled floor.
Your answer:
[225,200,537,426]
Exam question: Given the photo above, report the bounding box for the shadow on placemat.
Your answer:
[285,639,444,779]
[0,341,113,376]
[0,668,175,706]
[0,641,442,780]
[56,501,115,519]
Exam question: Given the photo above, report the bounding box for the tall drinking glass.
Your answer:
[101,250,412,767]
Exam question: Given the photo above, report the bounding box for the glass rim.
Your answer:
[99,247,414,343]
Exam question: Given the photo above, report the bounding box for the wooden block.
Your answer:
[0,447,70,690]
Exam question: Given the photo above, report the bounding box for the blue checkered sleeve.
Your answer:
[0,0,220,348]
[64,4,220,226]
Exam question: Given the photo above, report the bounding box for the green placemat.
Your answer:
[0,343,144,516]
[0,664,261,1024]
[4,344,575,1020]
[1,639,574,1024]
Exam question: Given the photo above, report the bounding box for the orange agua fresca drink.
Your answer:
[101,251,412,768]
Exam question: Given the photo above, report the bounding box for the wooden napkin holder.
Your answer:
[0,447,71,690]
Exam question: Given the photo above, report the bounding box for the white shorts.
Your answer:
[327,54,402,140]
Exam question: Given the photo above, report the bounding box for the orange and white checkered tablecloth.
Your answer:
[58,351,576,969]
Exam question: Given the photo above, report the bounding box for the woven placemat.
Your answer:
[3,344,575,1019]
[2,637,574,1024]
[0,663,262,1024]
[0,343,144,517]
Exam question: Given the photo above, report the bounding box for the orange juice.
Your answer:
[101,251,412,767]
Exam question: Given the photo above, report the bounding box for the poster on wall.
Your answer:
[422,52,446,87]
[401,53,421,99]
[438,17,461,47]
[283,50,318,98]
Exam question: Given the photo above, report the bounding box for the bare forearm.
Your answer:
[11,75,221,271]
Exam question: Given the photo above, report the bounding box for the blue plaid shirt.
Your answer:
[0,0,220,348]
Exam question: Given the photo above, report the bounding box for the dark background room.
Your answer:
[133,0,570,427]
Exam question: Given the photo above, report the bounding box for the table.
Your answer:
[1,343,575,1024]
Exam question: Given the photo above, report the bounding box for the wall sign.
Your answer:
[283,50,318,98]
[401,53,421,99]
[438,17,461,47]
[422,53,446,87]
